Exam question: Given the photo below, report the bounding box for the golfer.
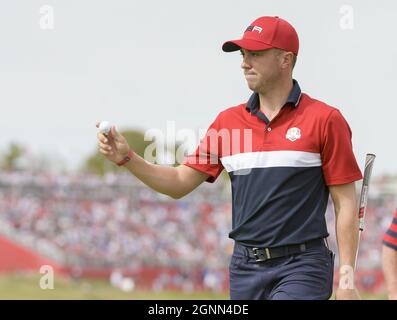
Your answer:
[97,16,363,300]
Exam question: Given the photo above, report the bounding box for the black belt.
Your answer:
[243,238,326,262]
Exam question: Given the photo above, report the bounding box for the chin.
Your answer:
[246,83,257,91]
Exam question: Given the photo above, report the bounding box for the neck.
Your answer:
[258,78,293,113]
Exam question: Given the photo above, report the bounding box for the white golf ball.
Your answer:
[99,121,111,134]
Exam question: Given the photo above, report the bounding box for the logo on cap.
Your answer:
[245,25,263,33]
[286,127,301,142]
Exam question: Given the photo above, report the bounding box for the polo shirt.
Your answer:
[184,79,363,248]
[383,210,397,250]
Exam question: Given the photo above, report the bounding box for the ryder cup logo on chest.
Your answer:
[286,127,301,142]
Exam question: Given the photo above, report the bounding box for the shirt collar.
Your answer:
[245,79,302,113]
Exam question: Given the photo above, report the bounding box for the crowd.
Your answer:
[0,170,233,271]
[0,170,396,284]
[325,195,396,269]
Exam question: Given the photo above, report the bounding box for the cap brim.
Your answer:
[222,39,274,52]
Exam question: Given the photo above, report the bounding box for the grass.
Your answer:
[0,273,388,300]
[0,273,229,300]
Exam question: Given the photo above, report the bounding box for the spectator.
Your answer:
[382,210,397,299]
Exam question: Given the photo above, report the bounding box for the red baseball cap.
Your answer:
[222,16,299,55]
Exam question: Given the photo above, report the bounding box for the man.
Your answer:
[96,16,363,300]
[383,210,397,299]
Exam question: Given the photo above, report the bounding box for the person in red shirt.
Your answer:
[96,16,362,300]
[383,210,397,299]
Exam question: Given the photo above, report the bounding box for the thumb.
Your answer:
[111,125,122,139]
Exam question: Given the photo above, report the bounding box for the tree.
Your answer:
[1,142,26,170]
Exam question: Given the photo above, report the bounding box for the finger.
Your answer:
[99,148,114,156]
[97,132,108,143]
[96,122,100,128]
[98,142,112,151]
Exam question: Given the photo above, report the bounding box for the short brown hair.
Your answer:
[292,54,297,69]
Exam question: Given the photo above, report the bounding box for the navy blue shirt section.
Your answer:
[228,167,329,247]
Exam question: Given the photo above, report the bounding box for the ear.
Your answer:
[280,52,294,69]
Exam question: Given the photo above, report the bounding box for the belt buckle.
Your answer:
[252,247,271,262]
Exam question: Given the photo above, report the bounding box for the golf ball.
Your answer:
[99,121,111,134]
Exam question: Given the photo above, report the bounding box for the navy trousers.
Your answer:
[229,240,335,300]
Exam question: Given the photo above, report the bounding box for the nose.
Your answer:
[241,55,252,70]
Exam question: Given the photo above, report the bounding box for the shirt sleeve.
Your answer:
[321,109,363,185]
[183,115,224,183]
[383,210,397,250]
